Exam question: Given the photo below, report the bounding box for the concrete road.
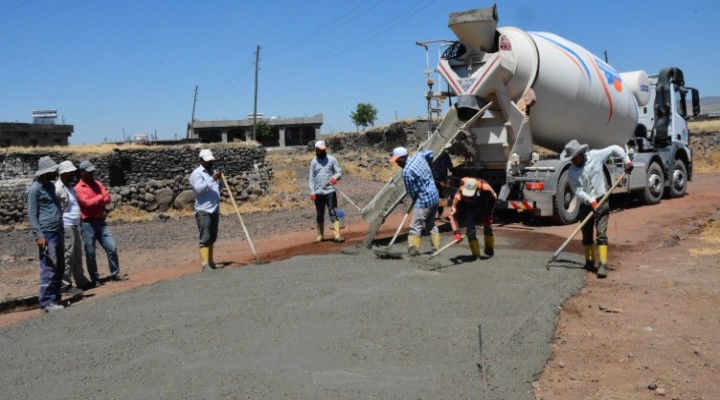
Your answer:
[0,242,583,399]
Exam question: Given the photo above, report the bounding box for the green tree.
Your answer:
[350,103,378,132]
[254,120,273,141]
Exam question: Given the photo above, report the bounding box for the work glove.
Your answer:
[485,215,493,226]
[591,200,598,211]
[329,177,338,185]
[310,194,317,201]
[453,230,462,241]
[624,160,634,173]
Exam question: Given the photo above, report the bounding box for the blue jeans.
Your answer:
[38,230,64,308]
[81,219,121,280]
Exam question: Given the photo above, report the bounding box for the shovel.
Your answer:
[545,172,626,270]
[374,198,415,259]
[334,186,363,212]
[221,173,261,264]
[428,234,466,259]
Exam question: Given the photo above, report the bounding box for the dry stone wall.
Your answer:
[0,143,272,225]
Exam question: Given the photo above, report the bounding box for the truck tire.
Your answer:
[639,162,664,205]
[665,159,687,198]
[551,170,580,225]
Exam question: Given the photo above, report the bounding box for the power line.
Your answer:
[0,0,93,36]
[0,0,40,15]
[264,0,439,70]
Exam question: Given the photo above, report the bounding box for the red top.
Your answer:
[74,179,111,220]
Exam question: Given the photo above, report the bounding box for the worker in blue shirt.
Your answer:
[27,156,66,312]
[390,147,441,256]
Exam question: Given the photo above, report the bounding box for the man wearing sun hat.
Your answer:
[75,160,128,283]
[55,160,92,293]
[26,156,66,312]
[390,146,441,256]
[448,177,497,259]
[190,148,224,271]
[308,140,344,243]
[564,139,634,278]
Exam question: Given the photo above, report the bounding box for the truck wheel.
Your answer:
[639,162,664,205]
[551,170,579,225]
[665,159,687,198]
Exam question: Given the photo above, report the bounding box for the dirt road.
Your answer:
[0,173,718,398]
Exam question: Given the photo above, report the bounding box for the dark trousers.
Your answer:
[578,200,609,246]
[195,210,219,247]
[456,208,493,241]
[314,192,339,224]
[38,230,64,307]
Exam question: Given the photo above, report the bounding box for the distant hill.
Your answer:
[700,96,720,115]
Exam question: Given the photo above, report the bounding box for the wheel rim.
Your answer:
[673,168,686,191]
[648,172,663,196]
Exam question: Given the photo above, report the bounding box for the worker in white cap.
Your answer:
[390,146,441,256]
[449,177,497,259]
[308,140,344,243]
[563,139,633,278]
[190,149,224,271]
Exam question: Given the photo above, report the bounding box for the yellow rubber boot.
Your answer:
[332,221,345,243]
[584,245,596,271]
[208,245,223,269]
[315,223,324,243]
[484,234,495,257]
[469,239,481,258]
[597,245,608,278]
[408,235,422,257]
[431,233,441,252]
[199,246,210,270]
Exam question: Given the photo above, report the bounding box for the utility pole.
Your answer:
[253,45,261,141]
[188,85,198,140]
[604,50,609,64]
[191,85,198,122]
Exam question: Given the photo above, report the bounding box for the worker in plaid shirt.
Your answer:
[390,147,441,256]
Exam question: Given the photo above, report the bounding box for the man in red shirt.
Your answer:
[74,160,128,284]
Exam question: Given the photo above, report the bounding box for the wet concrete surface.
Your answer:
[0,237,584,399]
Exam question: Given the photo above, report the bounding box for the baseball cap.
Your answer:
[78,160,96,173]
[199,149,215,161]
[57,161,77,175]
[389,147,408,163]
[461,178,478,197]
[315,140,327,150]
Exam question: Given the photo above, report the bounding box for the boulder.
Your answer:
[174,190,195,210]
[154,187,174,212]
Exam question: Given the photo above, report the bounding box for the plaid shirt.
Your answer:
[309,155,342,195]
[403,150,439,208]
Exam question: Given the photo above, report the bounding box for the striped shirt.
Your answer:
[403,150,440,208]
[309,155,342,195]
[568,145,630,205]
[27,180,63,239]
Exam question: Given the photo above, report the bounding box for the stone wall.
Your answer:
[320,120,438,154]
[0,143,272,225]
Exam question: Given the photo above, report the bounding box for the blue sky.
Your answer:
[1,0,717,144]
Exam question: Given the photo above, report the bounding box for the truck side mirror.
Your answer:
[690,87,700,117]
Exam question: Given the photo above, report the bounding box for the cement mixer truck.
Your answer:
[360,4,700,231]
